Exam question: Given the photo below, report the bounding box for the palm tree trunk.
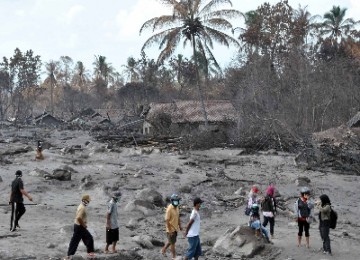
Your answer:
[50,76,54,114]
[192,36,208,127]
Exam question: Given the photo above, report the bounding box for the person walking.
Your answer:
[104,191,122,254]
[65,194,95,259]
[183,197,203,260]
[294,187,314,248]
[316,194,332,255]
[261,185,277,239]
[161,194,182,259]
[9,170,33,232]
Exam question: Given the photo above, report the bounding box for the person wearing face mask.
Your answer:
[65,194,95,259]
[161,193,182,259]
[294,187,314,248]
[104,191,122,254]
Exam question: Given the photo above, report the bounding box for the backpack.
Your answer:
[297,198,310,218]
[250,204,260,217]
[244,207,251,216]
[329,207,338,229]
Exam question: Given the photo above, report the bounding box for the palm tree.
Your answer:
[140,0,241,125]
[235,10,261,55]
[320,6,359,42]
[44,60,59,114]
[122,57,140,83]
[93,55,115,86]
[293,5,320,46]
[73,61,89,92]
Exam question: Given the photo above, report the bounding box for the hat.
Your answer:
[266,185,275,196]
[170,193,181,201]
[82,194,91,202]
[300,187,310,195]
[15,170,23,176]
[193,197,203,206]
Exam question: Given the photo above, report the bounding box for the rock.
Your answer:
[80,175,96,189]
[0,156,12,165]
[295,176,311,187]
[137,169,154,176]
[61,165,78,173]
[174,167,183,174]
[212,226,266,258]
[29,168,49,177]
[179,185,192,194]
[126,218,139,230]
[0,175,2,182]
[169,173,180,179]
[132,235,154,249]
[124,201,156,216]
[44,168,71,181]
[46,243,56,248]
[60,146,76,155]
[135,188,164,207]
[134,200,156,210]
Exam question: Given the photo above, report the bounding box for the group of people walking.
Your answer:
[246,184,333,255]
[161,194,204,260]
[9,169,334,259]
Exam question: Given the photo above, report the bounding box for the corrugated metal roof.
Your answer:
[146,100,237,123]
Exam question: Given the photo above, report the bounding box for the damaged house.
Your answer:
[34,112,62,127]
[143,100,238,135]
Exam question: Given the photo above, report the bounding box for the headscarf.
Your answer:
[319,194,331,207]
[266,185,275,197]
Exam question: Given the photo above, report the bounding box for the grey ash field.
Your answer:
[0,128,359,260]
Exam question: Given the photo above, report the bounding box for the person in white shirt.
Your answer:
[183,197,203,260]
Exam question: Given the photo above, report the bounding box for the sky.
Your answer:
[1,0,359,77]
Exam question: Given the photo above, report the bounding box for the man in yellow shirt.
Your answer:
[161,194,182,259]
[65,194,95,259]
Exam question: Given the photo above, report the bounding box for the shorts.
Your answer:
[106,228,119,245]
[185,235,202,258]
[167,231,177,244]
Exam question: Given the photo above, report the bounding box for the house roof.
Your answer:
[146,100,237,123]
[34,112,62,125]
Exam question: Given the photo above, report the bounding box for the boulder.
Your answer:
[44,168,71,181]
[212,226,266,258]
[132,235,154,249]
[124,201,156,216]
[29,168,49,177]
[295,176,311,187]
[135,188,164,207]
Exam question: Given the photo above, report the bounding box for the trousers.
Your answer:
[67,224,94,256]
[10,202,26,231]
